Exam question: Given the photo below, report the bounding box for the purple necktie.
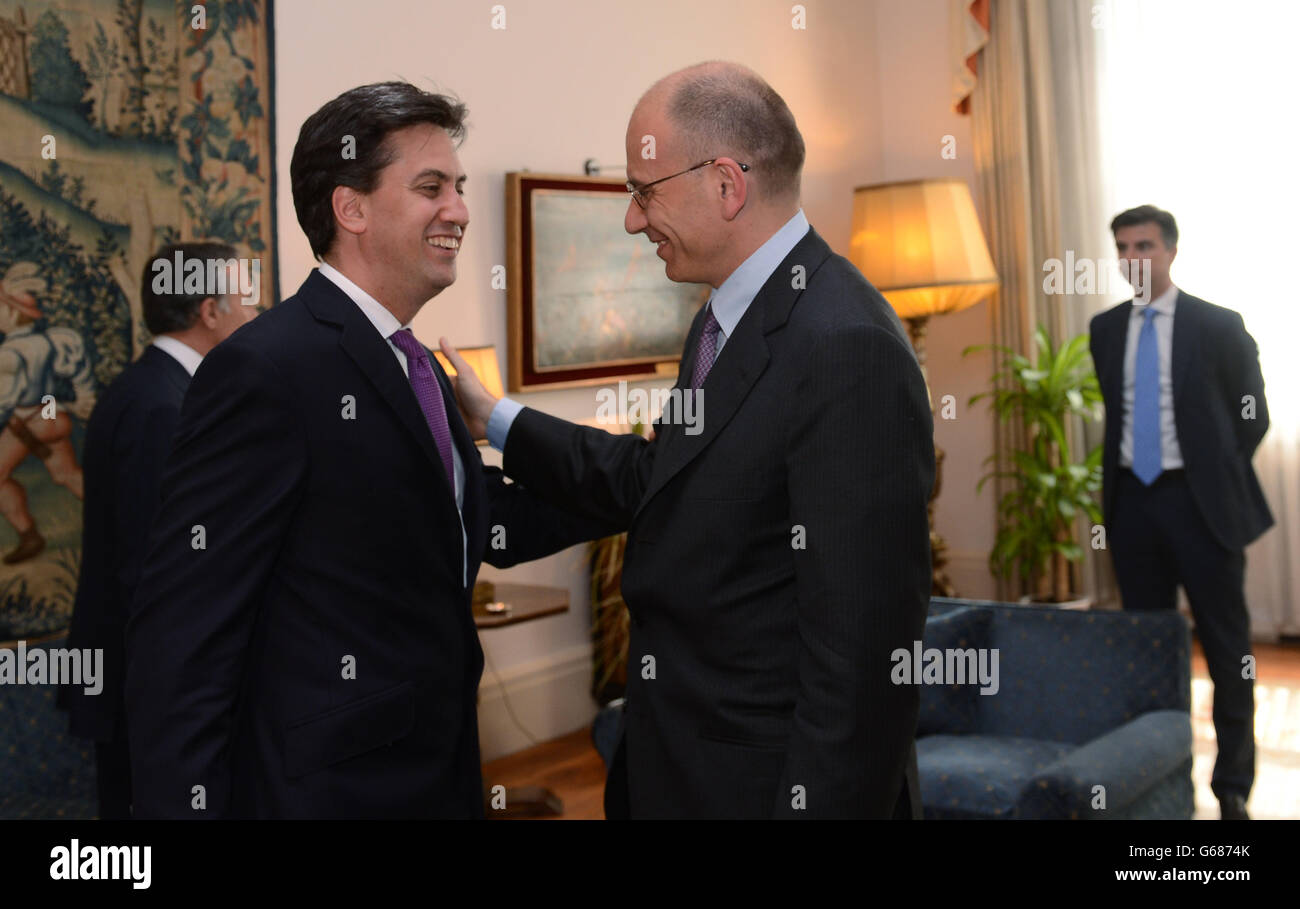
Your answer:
[690,305,721,389]
[389,328,455,489]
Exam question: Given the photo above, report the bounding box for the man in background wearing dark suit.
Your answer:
[445,61,934,819]
[1089,205,1271,821]
[125,83,611,818]
[59,242,258,819]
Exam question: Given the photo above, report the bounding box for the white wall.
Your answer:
[872,0,998,598]
[274,0,994,756]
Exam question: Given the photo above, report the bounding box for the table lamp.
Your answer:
[849,178,999,596]
[433,345,506,447]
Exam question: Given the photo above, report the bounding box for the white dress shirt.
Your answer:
[318,260,469,585]
[151,335,204,377]
[1120,283,1183,469]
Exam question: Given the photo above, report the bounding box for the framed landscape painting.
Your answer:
[505,172,708,391]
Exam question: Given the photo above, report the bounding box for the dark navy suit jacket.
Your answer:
[59,344,191,741]
[125,270,613,818]
[502,229,934,818]
[1089,290,1272,551]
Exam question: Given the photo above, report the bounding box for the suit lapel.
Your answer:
[1171,291,1197,402]
[639,304,706,473]
[302,271,458,506]
[633,228,832,519]
[1102,301,1132,406]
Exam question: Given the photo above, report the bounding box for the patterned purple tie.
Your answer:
[388,328,455,488]
[690,305,721,389]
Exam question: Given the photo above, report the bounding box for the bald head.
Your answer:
[638,62,805,205]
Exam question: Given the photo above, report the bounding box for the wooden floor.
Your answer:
[483,638,1300,820]
[482,729,607,820]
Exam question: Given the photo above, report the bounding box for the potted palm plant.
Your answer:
[964,326,1104,605]
[589,420,648,703]
[589,530,629,703]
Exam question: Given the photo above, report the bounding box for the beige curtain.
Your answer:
[950,0,990,114]
[968,0,1115,603]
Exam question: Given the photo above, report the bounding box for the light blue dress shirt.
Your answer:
[486,209,812,450]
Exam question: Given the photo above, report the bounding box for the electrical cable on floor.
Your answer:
[482,642,540,748]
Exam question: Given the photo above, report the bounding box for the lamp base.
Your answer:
[906,316,958,599]
[930,446,956,598]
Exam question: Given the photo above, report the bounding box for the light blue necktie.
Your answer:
[1132,306,1162,485]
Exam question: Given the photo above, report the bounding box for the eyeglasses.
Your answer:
[626,159,750,209]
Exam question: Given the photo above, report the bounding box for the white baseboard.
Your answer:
[476,644,599,762]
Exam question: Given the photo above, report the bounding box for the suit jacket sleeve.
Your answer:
[125,341,306,818]
[112,399,182,593]
[501,407,657,528]
[480,463,626,568]
[773,324,934,818]
[1227,312,1269,456]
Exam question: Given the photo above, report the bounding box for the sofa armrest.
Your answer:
[1015,710,1192,819]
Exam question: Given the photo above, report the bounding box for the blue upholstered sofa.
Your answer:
[917,597,1194,819]
[591,597,1195,819]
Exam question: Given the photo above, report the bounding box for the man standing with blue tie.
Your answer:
[1089,205,1272,821]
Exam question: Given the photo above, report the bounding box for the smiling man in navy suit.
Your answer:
[124,82,612,818]
[1089,204,1271,821]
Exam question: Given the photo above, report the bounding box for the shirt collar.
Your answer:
[151,335,204,376]
[709,209,811,338]
[318,260,410,340]
[1133,283,1179,317]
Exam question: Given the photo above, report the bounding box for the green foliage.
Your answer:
[0,547,81,637]
[184,0,263,69]
[176,12,269,253]
[29,10,92,119]
[231,74,265,128]
[144,15,178,84]
[964,325,1104,596]
[39,160,97,214]
[589,533,630,702]
[115,0,147,136]
[84,21,120,131]
[589,420,646,701]
[0,187,130,395]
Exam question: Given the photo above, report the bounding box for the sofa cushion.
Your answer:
[1015,709,1194,818]
[915,607,993,737]
[917,734,1073,819]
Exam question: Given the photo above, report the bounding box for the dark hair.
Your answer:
[140,241,238,335]
[1110,204,1178,249]
[665,63,806,202]
[290,81,468,258]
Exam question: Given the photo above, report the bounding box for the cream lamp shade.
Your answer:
[849,178,998,319]
[433,345,505,400]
